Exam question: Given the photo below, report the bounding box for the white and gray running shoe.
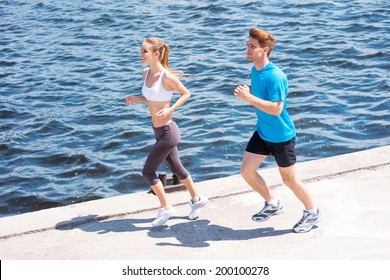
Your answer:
[252,200,285,222]
[152,206,176,227]
[293,209,321,233]
[188,196,208,220]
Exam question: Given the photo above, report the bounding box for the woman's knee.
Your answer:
[142,170,159,186]
[173,169,190,180]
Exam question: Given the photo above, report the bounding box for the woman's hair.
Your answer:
[144,37,183,78]
[249,28,276,57]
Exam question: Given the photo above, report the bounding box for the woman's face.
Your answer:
[140,42,158,65]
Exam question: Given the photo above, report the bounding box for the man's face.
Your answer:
[246,37,268,62]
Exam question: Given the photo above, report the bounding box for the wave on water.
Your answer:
[0,0,389,217]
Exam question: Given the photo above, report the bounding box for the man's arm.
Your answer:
[234,85,283,116]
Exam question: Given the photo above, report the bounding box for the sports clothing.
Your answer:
[252,200,285,222]
[293,208,321,233]
[142,121,189,186]
[188,196,208,220]
[142,69,173,102]
[245,131,297,167]
[152,206,176,227]
[251,63,296,143]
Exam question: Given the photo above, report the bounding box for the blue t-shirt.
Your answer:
[250,62,296,143]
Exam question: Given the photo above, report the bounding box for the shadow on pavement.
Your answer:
[55,215,154,234]
[148,219,292,248]
[55,215,292,247]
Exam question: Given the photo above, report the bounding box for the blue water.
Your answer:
[1,0,389,217]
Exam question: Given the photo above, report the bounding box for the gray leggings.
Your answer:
[142,121,190,186]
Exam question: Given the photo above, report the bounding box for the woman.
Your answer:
[126,37,208,227]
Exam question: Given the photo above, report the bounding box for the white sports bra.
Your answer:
[142,69,173,102]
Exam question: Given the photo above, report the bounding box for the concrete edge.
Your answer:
[0,145,389,239]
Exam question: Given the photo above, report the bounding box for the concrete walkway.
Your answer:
[0,146,389,260]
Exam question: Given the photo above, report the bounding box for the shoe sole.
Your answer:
[252,206,285,222]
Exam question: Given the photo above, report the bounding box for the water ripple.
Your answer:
[0,0,389,217]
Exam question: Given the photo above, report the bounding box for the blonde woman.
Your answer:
[126,37,208,227]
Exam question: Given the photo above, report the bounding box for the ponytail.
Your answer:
[161,43,170,70]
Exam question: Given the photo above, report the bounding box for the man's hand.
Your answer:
[234,85,251,101]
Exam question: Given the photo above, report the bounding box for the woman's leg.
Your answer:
[142,125,177,209]
[163,122,208,219]
[165,147,198,201]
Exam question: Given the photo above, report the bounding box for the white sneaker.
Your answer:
[152,206,176,227]
[188,196,208,220]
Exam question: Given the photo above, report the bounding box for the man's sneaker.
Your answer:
[188,196,208,220]
[293,209,321,233]
[152,206,176,227]
[252,200,285,222]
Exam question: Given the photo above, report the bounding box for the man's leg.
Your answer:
[279,165,321,232]
[278,164,314,210]
[241,151,285,222]
[240,151,273,200]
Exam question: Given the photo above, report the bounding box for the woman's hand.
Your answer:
[126,96,146,105]
[156,107,172,119]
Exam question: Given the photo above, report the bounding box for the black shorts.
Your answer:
[245,131,296,167]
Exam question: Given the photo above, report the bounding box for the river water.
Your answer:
[1,0,389,217]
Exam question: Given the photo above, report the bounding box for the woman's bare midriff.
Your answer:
[148,100,173,128]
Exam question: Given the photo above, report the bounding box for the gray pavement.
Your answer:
[0,146,389,260]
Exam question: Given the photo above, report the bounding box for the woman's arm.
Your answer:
[126,95,147,105]
[168,77,191,113]
[126,68,149,106]
[156,73,191,117]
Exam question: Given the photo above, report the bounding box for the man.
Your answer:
[234,28,321,233]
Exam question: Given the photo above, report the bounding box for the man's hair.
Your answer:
[249,28,276,57]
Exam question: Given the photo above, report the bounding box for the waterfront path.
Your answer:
[0,146,389,260]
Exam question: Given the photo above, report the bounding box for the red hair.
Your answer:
[249,28,276,57]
